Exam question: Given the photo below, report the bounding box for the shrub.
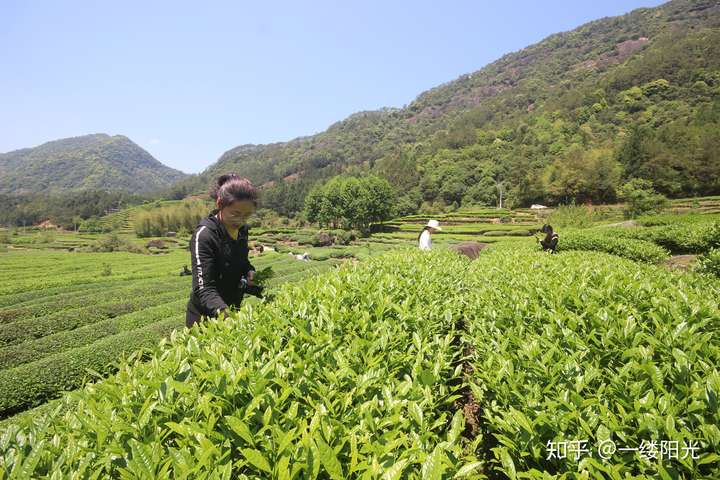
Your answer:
[146,239,167,249]
[78,216,113,233]
[330,229,357,245]
[133,200,209,237]
[547,203,606,228]
[461,249,720,478]
[0,278,182,324]
[0,250,474,476]
[273,243,291,254]
[38,230,56,244]
[2,249,719,478]
[558,231,669,263]
[291,233,315,245]
[707,221,720,248]
[618,179,669,218]
[311,231,333,247]
[601,221,720,254]
[696,247,720,277]
[0,318,179,417]
[636,213,715,226]
[0,290,183,348]
[86,234,145,254]
[0,300,185,371]
[484,230,532,237]
[100,263,113,277]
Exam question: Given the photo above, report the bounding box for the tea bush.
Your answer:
[0,250,483,477]
[600,222,720,254]
[2,248,718,478]
[461,249,720,478]
[557,231,669,263]
[696,248,720,278]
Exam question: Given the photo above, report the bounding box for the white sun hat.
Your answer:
[426,219,442,231]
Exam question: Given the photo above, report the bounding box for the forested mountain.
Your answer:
[171,0,720,215]
[0,134,186,195]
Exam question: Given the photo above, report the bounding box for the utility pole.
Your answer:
[496,181,505,209]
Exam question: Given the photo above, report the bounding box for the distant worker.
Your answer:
[538,224,559,253]
[185,174,258,328]
[418,219,442,250]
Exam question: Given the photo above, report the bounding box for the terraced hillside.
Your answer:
[0,248,338,418]
[372,207,544,244]
[371,196,720,245]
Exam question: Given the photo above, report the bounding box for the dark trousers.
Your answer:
[186,299,214,328]
[186,294,243,328]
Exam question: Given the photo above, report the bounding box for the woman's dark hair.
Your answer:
[417,225,431,241]
[210,174,258,209]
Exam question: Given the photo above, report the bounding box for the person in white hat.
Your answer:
[418,219,442,250]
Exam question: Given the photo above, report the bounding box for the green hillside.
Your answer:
[0,134,187,195]
[170,0,720,215]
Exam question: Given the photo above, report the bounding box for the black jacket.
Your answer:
[540,232,559,253]
[187,210,255,317]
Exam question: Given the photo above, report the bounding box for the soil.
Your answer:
[451,242,489,260]
[665,254,697,272]
[277,240,300,248]
[453,345,483,438]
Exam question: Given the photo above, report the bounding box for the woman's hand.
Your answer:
[246,270,256,286]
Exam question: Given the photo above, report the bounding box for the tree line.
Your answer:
[0,190,146,229]
[133,200,210,237]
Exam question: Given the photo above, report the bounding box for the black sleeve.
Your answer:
[244,225,256,273]
[190,226,228,314]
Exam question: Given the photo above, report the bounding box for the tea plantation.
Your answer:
[0,248,338,419]
[0,204,719,478]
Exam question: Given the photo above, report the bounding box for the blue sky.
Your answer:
[0,0,665,174]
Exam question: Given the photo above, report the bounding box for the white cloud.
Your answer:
[149,138,161,145]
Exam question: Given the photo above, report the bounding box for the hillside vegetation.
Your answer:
[168,0,720,217]
[0,134,186,196]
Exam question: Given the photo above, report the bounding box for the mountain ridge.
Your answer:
[164,0,718,214]
[0,133,187,195]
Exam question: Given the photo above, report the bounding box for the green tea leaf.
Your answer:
[315,435,344,480]
[421,447,444,480]
[454,461,483,478]
[241,448,271,473]
[382,458,408,480]
[225,416,254,446]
